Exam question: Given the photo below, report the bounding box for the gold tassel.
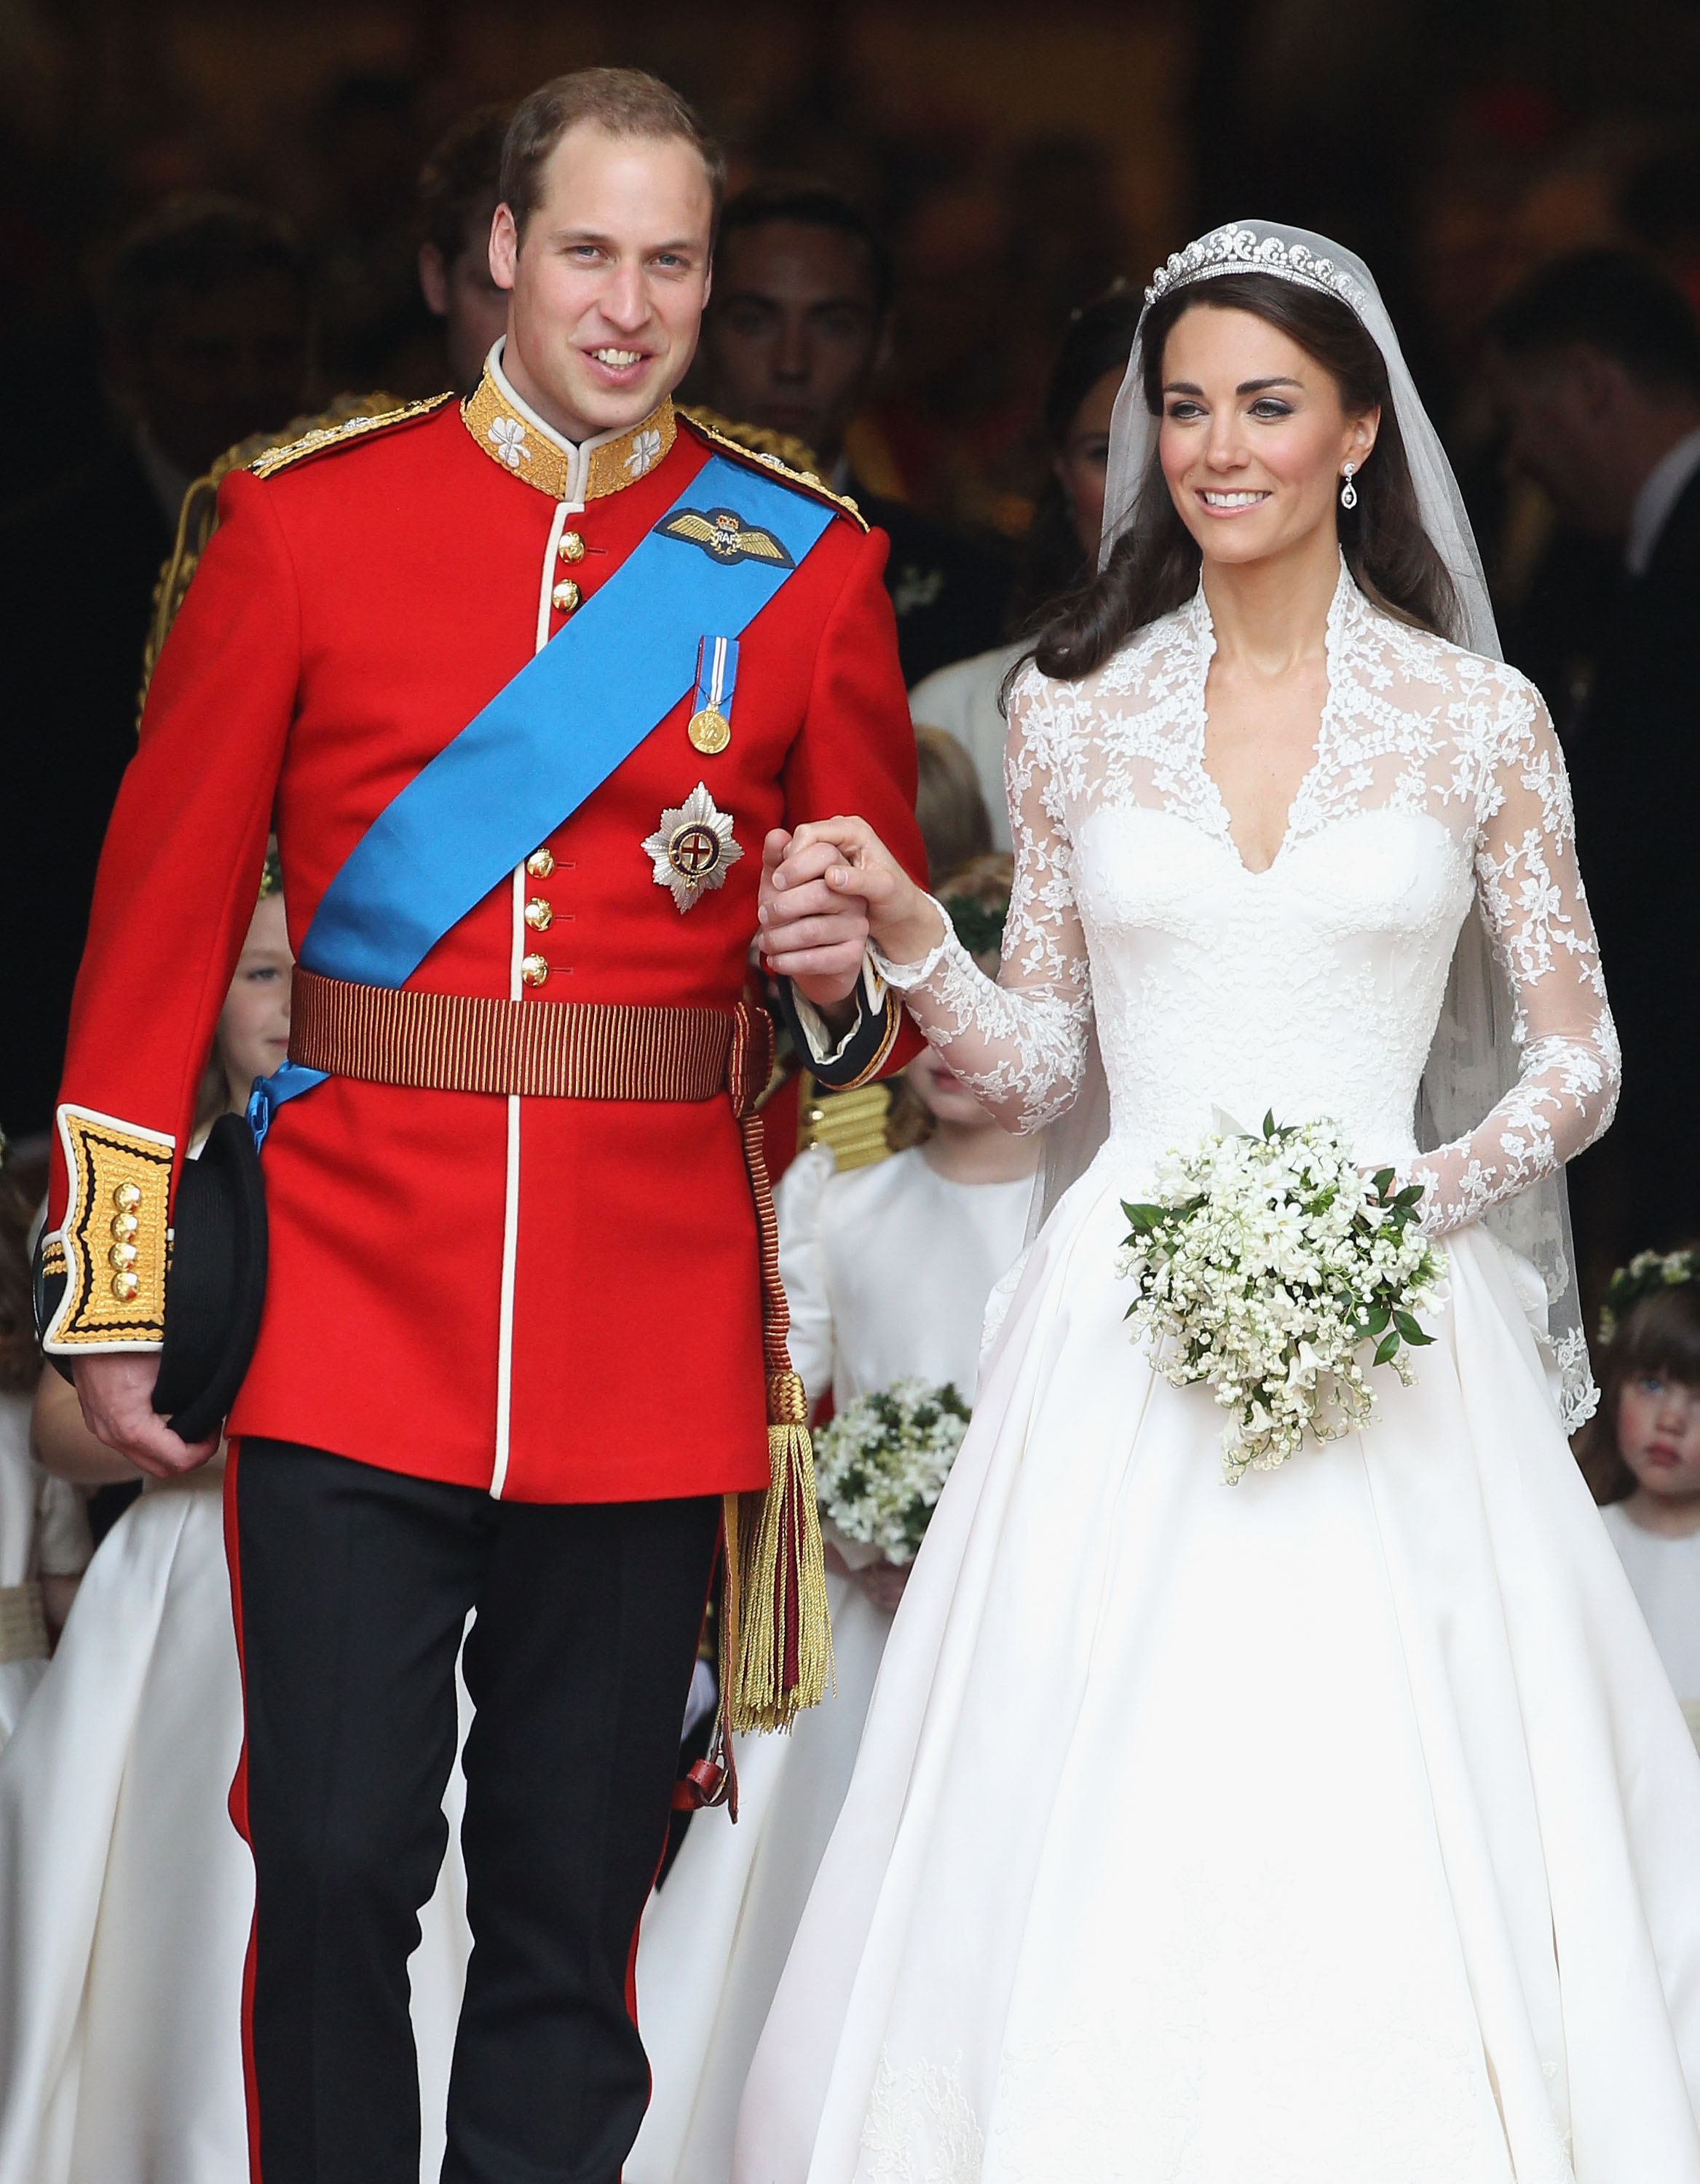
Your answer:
[727,1369,834,1732]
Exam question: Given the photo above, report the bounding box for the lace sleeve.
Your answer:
[1410,682,1621,1236]
[870,670,1092,1133]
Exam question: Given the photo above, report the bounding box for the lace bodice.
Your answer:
[877,569,1619,1240]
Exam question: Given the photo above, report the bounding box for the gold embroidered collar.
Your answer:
[462,347,675,504]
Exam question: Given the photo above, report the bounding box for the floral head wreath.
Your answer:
[941,891,1008,962]
[1598,1247,1700,1343]
[258,839,282,901]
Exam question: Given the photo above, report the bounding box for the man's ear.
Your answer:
[417,242,448,319]
[489,202,519,293]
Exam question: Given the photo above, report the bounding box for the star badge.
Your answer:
[643,783,743,913]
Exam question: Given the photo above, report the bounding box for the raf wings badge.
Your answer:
[644,783,744,913]
[657,505,796,569]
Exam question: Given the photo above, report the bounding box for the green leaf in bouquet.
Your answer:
[1121,1200,1163,1232]
[1263,1110,1277,1139]
[1365,1302,1391,1335]
[1393,1184,1426,1209]
[1373,1329,1401,1367]
[1393,1310,1434,1346]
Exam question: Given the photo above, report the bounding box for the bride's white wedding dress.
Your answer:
[735,568,1700,2184]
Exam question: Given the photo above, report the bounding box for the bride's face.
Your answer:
[1156,304,1377,569]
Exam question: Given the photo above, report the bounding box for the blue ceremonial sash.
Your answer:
[249,451,833,1143]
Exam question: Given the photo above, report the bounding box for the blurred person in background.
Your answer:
[416,106,512,398]
[912,724,992,884]
[1487,248,1700,1286]
[907,284,1143,844]
[0,195,309,1142]
[311,71,432,389]
[695,182,1009,684]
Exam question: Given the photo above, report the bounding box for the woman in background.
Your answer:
[906,283,1144,844]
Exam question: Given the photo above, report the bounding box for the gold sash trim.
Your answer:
[0,1581,47,1664]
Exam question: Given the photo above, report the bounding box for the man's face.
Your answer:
[489,123,713,442]
[698,221,884,470]
[117,272,309,476]
[419,196,509,396]
[1486,343,1622,537]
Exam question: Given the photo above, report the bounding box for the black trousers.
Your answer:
[232,1439,719,2184]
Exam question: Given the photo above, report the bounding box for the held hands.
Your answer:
[757,818,944,1005]
[72,1353,220,1480]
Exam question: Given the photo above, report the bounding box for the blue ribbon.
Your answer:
[248,453,833,1147]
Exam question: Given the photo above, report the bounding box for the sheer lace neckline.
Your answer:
[1186,559,1357,879]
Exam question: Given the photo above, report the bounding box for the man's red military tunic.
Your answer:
[44,356,925,1505]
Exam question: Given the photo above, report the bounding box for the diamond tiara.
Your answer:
[1144,223,1369,315]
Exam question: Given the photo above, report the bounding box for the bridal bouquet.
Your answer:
[1116,1114,1448,1484]
[813,1379,971,1564]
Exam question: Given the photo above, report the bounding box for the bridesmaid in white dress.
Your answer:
[630,865,1037,2184]
[0,878,470,2184]
[740,223,1700,2184]
[1578,1253,1700,1748]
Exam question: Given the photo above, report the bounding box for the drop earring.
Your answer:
[1340,462,1358,510]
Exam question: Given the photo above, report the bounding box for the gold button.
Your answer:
[521,953,549,987]
[558,531,585,563]
[108,1241,138,1270]
[524,896,553,932]
[552,579,580,614]
[111,1211,138,1241]
[111,1270,141,1302]
[526,847,556,879]
[113,1182,142,1212]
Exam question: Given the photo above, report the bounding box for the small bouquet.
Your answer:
[1116,1113,1448,1484]
[813,1378,971,1564]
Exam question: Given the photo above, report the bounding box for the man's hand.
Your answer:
[71,1353,220,1479]
[757,818,944,1004]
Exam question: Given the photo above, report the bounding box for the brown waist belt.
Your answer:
[285,965,830,1760]
[289,968,735,1103]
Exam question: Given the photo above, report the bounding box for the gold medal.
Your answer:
[687,703,732,756]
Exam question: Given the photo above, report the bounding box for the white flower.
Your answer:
[488,415,529,469]
[814,1378,970,1564]
[1116,1115,1447,1483]
[624,426,663,477]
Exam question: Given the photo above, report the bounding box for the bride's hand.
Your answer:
[758,818,944,989]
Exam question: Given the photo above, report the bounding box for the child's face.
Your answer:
[216,893,293,1109]
[1616,1368,1700,1499]
[905,1043,998,1133]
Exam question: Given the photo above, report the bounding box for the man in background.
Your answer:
[695,182,1009,685]
[417,105,513,396]
[1487,249,1700,1281]
[0,197,309,1140]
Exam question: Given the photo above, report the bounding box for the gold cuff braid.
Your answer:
[44,1105,174,1350]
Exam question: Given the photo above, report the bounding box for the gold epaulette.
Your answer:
[677,406,868,533]
[246,390,452,480]
[138,391,443,724]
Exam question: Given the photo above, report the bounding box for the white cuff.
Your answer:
[793,951,889,1065]
[868,895,954,989]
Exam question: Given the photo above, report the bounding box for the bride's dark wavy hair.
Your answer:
[1028,271,1460,684]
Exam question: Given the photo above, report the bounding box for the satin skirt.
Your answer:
[735,1184,1700,2184]
[0,1468,469,2184]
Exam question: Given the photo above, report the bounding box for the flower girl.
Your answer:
[0,867,468,2184]
[1578,1249,1700,1749]
[627,858,1038,2184]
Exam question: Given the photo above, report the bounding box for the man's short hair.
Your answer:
[419,105,511,266]
[499,68,725,242]
[716,183,895,315]
[103,195,306,343]
[1487,248,1700,395]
